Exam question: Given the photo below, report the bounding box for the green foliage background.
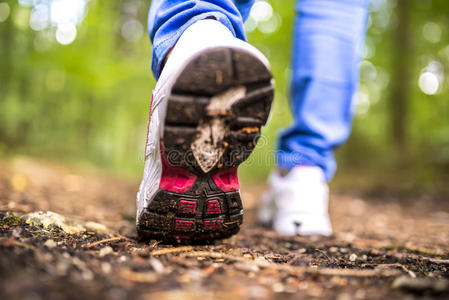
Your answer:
[0,0,448,191]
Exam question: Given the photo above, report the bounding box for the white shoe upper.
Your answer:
[136,19,271,222]
[258,166,333,236]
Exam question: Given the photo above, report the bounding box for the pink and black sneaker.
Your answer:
[136,19,273,242]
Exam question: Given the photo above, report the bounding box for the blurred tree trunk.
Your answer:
[0,0,14,96]
[390,0,411,160]
[0,1,15,146]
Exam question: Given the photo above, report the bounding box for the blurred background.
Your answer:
[0,0,448,195]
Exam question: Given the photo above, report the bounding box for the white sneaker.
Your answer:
[136,19,274,242]
[258,166,332,236]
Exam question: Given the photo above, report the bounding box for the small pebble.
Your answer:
[336,292,352,300]
[186,269,205,281]
[272,282,284,293]
[82,270,94,280]
[44,239,57,249]
[255,256,268,263]
[247,286,269,298]
[297,248,307,254]
[235,262,259,273]
[101,262,112,274]
[99,246,113,257]
[12,228,22,238]
[150,258,165,274]
[349,253,358,262]
[55,261,70,276]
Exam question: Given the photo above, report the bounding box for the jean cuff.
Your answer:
[276,148,336,182]
[151,11,238,79]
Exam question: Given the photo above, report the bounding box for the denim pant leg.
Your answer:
[277,0,370,181]
[148,0,254,79]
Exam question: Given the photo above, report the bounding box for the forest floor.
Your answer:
[0,157,448,299]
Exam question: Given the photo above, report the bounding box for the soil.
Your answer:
[1,157,448,299]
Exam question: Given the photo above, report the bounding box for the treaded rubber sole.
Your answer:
[137,47,273,243]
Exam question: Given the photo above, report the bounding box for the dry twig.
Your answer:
[0,237,37,250]
[150,246,194,256]
[82,236,125,249]
[180,251,400,278]
[426,258,449,265]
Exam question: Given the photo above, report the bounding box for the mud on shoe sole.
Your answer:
[137,47,273,243]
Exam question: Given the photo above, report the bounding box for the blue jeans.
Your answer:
[148,0,369,181]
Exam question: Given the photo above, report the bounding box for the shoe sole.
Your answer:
[138,47,273,243]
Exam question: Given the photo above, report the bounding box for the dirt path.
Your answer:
[1,157,448,299]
